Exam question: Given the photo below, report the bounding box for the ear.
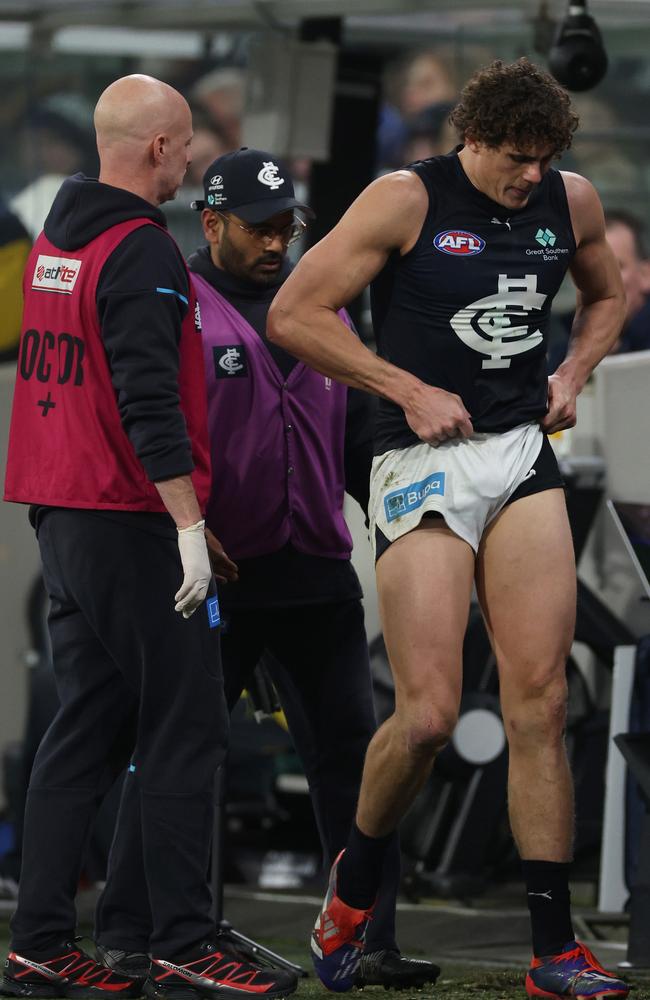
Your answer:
[201,208,220,245]
[152,133,167,166]
[463,131,481,154]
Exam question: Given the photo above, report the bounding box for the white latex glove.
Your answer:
[175,519,213,619]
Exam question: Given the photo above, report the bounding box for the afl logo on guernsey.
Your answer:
[434,230,485,256]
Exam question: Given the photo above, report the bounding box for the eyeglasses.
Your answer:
[214,211,306,247]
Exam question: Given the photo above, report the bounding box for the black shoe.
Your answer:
[355,950,441,990]
[95,947,151,981]
[1,942,144,998]
[144,941,297,999]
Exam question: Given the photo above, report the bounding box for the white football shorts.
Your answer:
[369,421,545,558]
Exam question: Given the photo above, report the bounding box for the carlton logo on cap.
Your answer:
[257,161,285,191]
[192,147,315,220]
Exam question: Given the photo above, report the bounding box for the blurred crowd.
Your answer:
[1,45,649,358]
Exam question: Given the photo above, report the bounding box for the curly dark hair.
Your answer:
[449,58,579,154]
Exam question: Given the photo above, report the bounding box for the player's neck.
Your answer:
[457,146,486,197]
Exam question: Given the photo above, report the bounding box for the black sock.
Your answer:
[335,823,397,910]
[522,860,575,957]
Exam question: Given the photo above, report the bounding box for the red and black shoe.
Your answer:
[144,941,297,999]
[1,941,144,998]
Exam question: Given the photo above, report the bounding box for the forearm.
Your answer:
[155,475,202,529]
[557,295,625,392]
[268,301,422,407]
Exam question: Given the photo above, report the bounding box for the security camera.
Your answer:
[548,0,608,92]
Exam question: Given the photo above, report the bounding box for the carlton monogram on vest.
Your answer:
[194,273,353,561]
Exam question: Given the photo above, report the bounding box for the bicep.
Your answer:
[280,228,389,316]
[569,235,622,305]
[564,173,622,304]
[277,171,426,314]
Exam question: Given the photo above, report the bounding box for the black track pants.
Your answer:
[10,510,228,959]
[97,599,399,954]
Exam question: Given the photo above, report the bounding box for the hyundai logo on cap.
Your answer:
[190,147,314,223]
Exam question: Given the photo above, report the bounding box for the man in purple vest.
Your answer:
[2,81,296,1000]
[94,147,440,991]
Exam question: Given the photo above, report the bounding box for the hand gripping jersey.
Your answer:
[371,150,577,455]
[4,219,211,512]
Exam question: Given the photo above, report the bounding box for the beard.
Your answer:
[219,232,283,286]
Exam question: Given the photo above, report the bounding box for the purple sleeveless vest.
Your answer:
[193,273,353,560]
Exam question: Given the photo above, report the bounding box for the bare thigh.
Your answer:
[476,488,576,721]
[376,517,475,733]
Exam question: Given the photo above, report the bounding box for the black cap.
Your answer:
[190,147,314,222]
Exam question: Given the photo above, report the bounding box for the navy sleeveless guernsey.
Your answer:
[370,150,576,456]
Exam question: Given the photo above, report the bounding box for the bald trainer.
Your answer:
[2,75,297,1000]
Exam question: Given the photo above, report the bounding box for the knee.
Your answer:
[503,669,568,748]
[397,706,459,759]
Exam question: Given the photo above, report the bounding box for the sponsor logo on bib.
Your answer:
[32,255,82,294]
[434,230,485,256]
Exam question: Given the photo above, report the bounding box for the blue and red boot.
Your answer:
[310,851,374,993]
[526,941,629,999]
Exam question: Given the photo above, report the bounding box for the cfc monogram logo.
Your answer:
[257,161,285,191]
[450,274,546,369]
[219,348,243,373]
[213,345,248,379]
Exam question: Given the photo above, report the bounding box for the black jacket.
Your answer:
[44,174,192,482]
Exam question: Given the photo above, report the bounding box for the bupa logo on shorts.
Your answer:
[194,300,202,332]
[384,471,446,523]
[213,344,248,378]
[32,255,82,294]
[433,230,485,256]
[206,595,221,629]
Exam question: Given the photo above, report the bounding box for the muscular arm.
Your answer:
[543,173,625,433]
[268,171,473,444]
